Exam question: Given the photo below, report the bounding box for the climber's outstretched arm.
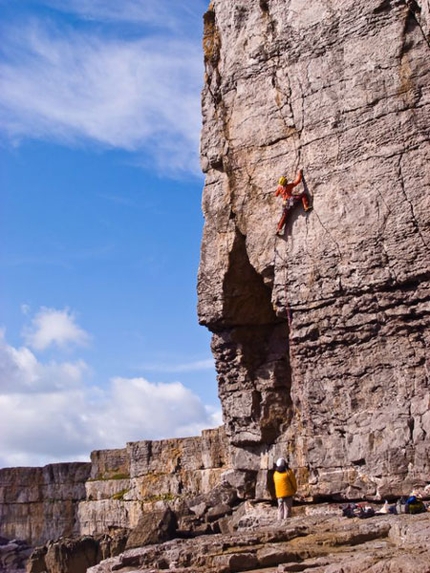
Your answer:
[292,169,303,187]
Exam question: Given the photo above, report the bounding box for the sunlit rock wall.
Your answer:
[77,429,230,536]
[0,463,90,545]
[198,0,430,499]
[0,428,229,545]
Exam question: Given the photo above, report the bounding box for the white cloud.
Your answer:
[141,358,215,373]
[22,307,91,351]
[0,327,221,468]
[0,9,204,174]
[90,377,218,444]
[0,328,88,395]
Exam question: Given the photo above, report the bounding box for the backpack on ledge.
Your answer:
[406,496,426,514]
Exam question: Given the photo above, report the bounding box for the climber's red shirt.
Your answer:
[275,183,297,200]
[274,171,302,200]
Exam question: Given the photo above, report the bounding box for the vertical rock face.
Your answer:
[198,0,430,498]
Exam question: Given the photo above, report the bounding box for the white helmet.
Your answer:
[276,457,287,469]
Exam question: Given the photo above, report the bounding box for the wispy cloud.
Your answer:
[0,3,204,174]
[97,193,137,207]
[1,243,116,269]
[0,321,221,468]
[140,358,215,373]
[39,0,206,33]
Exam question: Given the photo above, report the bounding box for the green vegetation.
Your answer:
[111,488,130,501]
[145,493,176,503]
[87,472,130,482]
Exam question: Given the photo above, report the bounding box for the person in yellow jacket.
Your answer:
[273,457,297,520]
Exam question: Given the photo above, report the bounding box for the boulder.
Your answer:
[26,530,129,573]
[0,537,32,573]
[125,507,177,549]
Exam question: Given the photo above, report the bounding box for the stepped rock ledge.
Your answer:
[1,1,430,572]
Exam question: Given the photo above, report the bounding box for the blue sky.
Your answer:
[0,0,220,468]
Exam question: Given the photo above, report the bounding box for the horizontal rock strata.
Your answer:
[0,428,229,546]
[0,463,90,546]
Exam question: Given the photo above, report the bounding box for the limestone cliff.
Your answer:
[198,0,430,499]
[0,463,90,546]
[0,429,229,546]
[1,0,429,556]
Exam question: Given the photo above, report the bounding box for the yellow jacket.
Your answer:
[273,469,297,498]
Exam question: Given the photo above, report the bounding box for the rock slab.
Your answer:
[86,506,430,573]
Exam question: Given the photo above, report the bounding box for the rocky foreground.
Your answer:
[0,536,32,573]
[86,502,430,573]
[19,500,430,573]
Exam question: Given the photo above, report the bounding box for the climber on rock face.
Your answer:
[275,168,312,235]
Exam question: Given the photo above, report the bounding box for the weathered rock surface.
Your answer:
[0,463,91,546]
[77,429,231,540]
[0,428,230,547]
[26,529,129,573]
[0,536,32,573]
[2,1,430,572]
[125,507,177,549]
[198,0,430,498]
[86,504,430,573]
[25,483,241,573]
